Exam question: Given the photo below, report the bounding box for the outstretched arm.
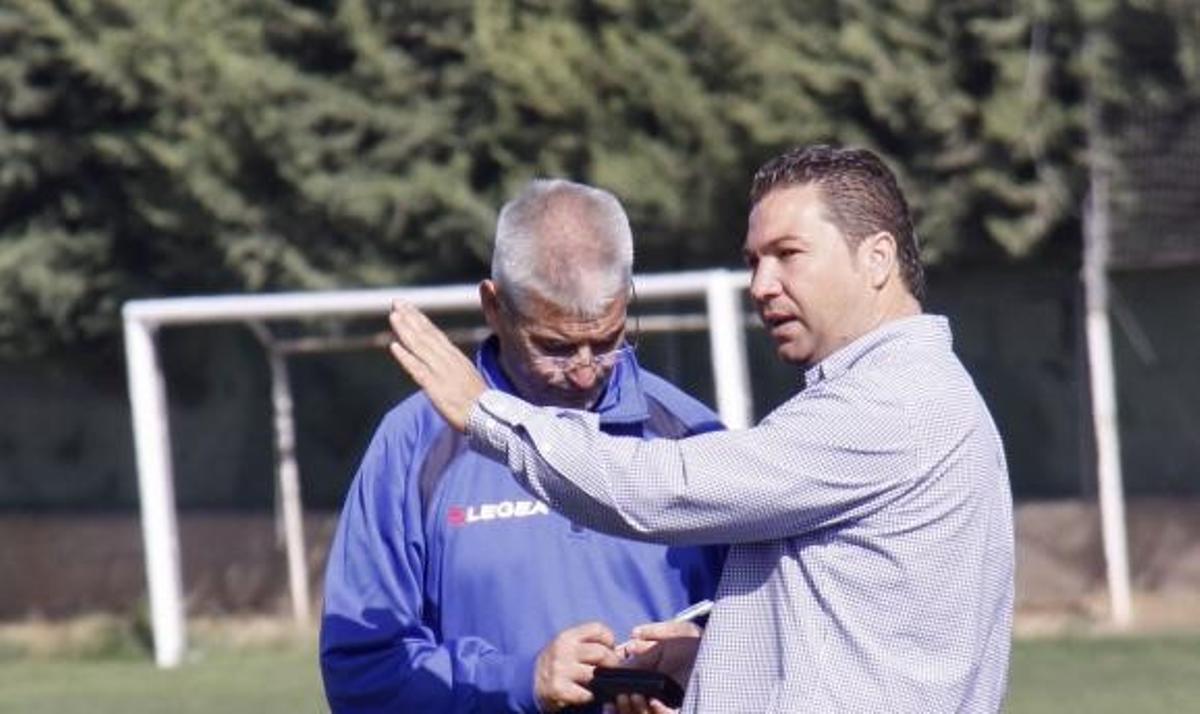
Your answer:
[388,301,916,546]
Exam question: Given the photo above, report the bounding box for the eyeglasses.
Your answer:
[528,343,636,374]
[498,284,641,376]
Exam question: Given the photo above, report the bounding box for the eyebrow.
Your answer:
[744,234,808,258]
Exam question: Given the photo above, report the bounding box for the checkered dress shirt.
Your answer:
[467,315,1014,713]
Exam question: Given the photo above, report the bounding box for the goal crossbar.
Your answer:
[122,269,752,668]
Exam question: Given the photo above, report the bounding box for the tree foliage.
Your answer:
[1,0,1197,357]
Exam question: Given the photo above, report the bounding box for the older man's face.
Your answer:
[489,289,630,409]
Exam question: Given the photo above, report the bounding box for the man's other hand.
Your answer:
[535,622,622,712]
[607,620,701,714]
[388,300,487,432]
[606,693,679,714]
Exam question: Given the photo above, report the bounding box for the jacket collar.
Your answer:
[476,335,649,425]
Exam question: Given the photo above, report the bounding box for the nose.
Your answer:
[564,346,601,390]
[566,364,600,390]
[749,260,779,305]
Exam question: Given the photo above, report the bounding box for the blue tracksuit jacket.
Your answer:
[320,337,725,713]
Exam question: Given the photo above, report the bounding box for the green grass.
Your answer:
[1006,635,1200,713]
[0,649,327,714]
[0,635,1197,713]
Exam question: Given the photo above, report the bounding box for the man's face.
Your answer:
[744,183,876,368]
[484,286,629,409]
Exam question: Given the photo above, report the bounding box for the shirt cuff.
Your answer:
[466,390,529,456]
[478,389,533,424]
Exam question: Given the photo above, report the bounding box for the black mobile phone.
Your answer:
[588,667,685,708]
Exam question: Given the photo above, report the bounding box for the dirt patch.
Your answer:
[2,499,1198,631]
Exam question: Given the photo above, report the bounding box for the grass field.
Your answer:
[1,635,1199,713]
[0,648,326,714]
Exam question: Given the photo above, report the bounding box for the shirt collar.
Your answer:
[802,314,951,388]
[476,335,649,425]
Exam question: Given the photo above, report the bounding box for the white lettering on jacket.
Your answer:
[447,500,550,526]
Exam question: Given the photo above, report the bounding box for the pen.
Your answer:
[669,599,714,623]
[616,599,714,657]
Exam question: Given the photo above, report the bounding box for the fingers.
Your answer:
[566,623,622,669]
[388,339,430,385]
[535,622,622,711]
[631,620,701,642]
[620,621,696,668]
[614,693,642,714]
[535,659,596,711]
[575,641,622,668]
[386,300,487,431]
[622,638,660,659]
[388,301,458,371]
[614,639,633,661]
[567,620,617,649]
[613,692,676,714]
[388,304,435,385]
[553,678,600,710]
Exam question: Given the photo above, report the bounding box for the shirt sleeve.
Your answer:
[467,384,916,546]
[319,416,542,714]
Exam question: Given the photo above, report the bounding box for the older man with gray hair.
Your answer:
[320,179,725,713]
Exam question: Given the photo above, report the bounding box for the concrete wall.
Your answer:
[3,499,1198,620]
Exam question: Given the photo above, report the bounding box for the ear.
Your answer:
[479,280,503,333]
[861,231,897,290]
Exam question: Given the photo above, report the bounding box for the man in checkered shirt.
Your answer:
[388,145,1014,713]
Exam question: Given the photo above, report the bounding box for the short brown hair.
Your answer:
[750,145,925,301]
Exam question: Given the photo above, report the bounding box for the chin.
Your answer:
[566,394,600,410]
[539,390,597,410]
[775,343,814,368]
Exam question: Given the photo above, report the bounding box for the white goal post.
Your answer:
[122,265,1139,669]
[122,269,753,668]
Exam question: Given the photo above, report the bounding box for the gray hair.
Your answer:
[492,179,634,317]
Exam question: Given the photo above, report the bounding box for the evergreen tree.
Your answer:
[1,0,1197,358]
